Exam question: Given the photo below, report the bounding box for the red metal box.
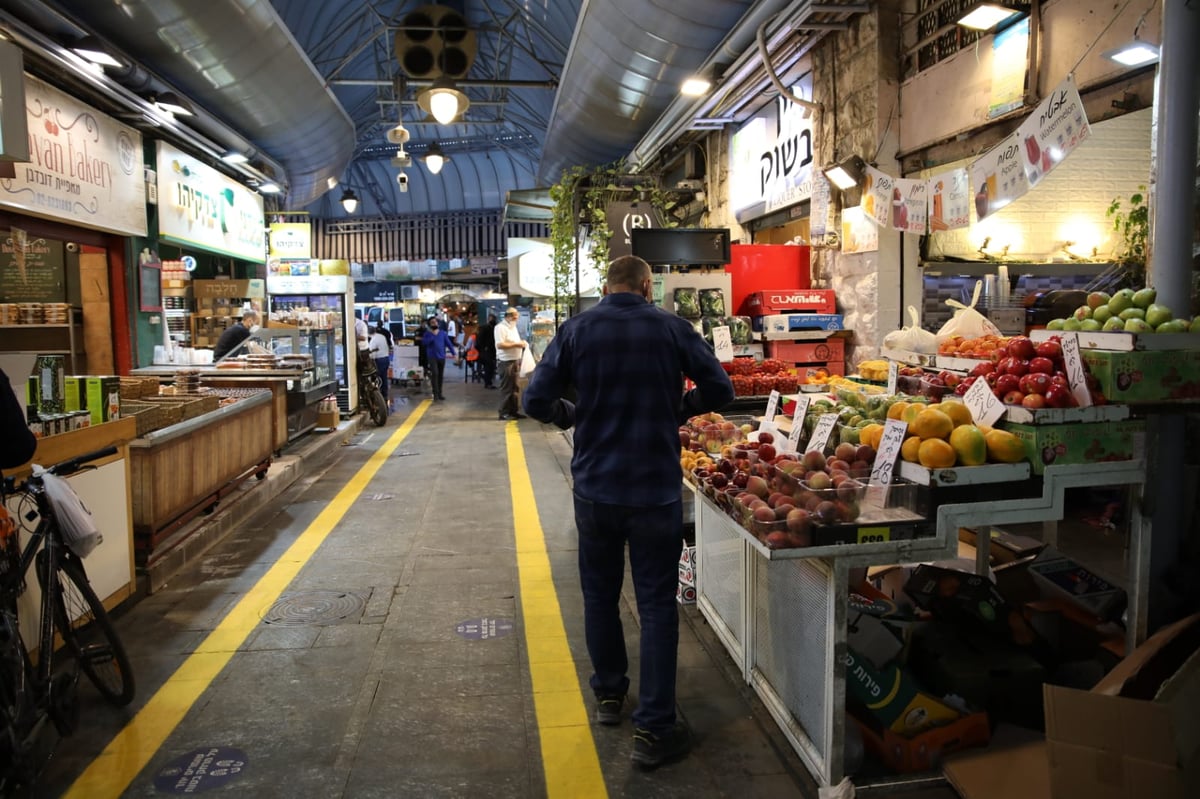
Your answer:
[744,288,837,315]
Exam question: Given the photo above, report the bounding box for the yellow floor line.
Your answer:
[65,403,432,798]
[505,424,608,799]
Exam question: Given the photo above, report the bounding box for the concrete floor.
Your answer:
[36,371,959,798]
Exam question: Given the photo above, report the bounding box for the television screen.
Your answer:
[631,228,731,266]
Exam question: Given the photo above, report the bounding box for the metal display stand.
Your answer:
[691,459,1149,788]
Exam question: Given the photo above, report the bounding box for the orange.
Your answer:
[985,429,1027,463]
[860,423,884,450]
[911,408,954,441]
[939,401,973,428]
[917,438,957,469]
[901,404,924,425]
[901,436,923,463]
[887,401,911,421]
[949,425,987,466]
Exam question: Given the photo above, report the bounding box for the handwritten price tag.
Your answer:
[870,419,909,487]
[805,413,839,453]
[887,361,899,395]
[964,375,1005,427]
[1061,333,1093,408]
[765,390,781,421]
[785,396,809,454]
[711,326,734,362]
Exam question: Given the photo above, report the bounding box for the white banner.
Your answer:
[927,167,971,232]
[1017,74,1091,188]
[1,74,146,236]
[970,130,1030,221]
[861,165,895,228]
[157,141,265,262]
[891,177,928,234]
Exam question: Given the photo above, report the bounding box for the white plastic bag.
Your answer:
[34,467,103,558]
[883,306,938,354]
[518,346,536,379]
[935,281,1001,342]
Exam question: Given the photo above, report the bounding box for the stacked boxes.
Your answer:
[85,376,121,426]
[744,288,845,380]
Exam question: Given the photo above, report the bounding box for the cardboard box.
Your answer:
[752,313,844,336]
[1081,348,1200,403]
[943,725,1052,799]
[85,376,120,426]
[959,526,1048,566]
[316,409,339,430]
[853,710,991,774]
[744,288,836,315]
[1027,548,1127,622]
[844,645,963,737]
[63,375,88,413]
[764,337,846,363]
[1002,420,1144,475]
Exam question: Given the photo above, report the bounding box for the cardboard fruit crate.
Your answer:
[1081,348,1200,403]
[1001,420,1145,475]
[744,288,836,315]
[764,337,846,363]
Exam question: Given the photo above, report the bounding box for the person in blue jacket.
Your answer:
[420,316,456,401]
[522,255,734,770]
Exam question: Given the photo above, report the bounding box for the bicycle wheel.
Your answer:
[37,552,135,707]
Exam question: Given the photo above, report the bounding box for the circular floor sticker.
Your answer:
[154,747,247,794]
[455,617,515,640]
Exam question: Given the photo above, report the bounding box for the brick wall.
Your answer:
[923,109,1153,262]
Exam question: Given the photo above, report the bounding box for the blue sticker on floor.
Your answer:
[455,617,515,640]
[153,747,246,793]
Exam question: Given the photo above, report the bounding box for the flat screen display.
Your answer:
[631,228,731,266]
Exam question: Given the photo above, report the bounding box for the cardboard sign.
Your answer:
[785,396,810,454]
[765,389,781,421]
[1061,333,1093,408]
[870,419,908,488]
[712,325,734,363]
[887,362,899,396]
[806,413,839,453]
[964,375,1006,427]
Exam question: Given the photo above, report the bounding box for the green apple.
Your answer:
[1118,307,1146,321]
[1108,288,1135,315]
[1079,318,1102,331]
[1156,319,1188,334]
[1073,305,1093,320]
[1086,291,1111,309]
[1191,317,1200,333]
[1062,317,1082,331]
[1103,317,1126,331]
[1092,306,1113,324]
[1124,318,1152,333]
[1145,303,1173,328]
[1046,318,1066,331]
[1132,287,1157,309]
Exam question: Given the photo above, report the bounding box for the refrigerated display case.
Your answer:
[266,274,357,414]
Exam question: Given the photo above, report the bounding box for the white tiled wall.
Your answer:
[923,109,1153,262]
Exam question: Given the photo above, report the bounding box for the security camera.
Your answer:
[397,172,408,192]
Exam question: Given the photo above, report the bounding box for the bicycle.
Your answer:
[357,351,388,427]
[1,446,136,791]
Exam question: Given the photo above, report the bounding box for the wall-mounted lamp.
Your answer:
[221,151,249,164]
[340,188,359,214]
[956,1,1030,32]
[423,141,449,175]
[417,77,469,125]
[70,35,122,68]
[258,181,281,194]
[823,155,868,191]
[151,91,194,116]
[681,74,712,97]
[1103,40,1160,67]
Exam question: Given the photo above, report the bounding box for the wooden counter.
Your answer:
[127,391,274,561]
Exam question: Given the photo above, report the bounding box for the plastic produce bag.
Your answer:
[673,287,700,318]
[699,288,726,317]
[34,466,103,558]
[726,316,752,345]
[883,306,938,354]
[934,281,1000,342]
[518,346,536,379]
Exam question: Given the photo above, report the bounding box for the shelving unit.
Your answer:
[0,306,86,372]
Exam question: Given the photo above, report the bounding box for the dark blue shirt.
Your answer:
[523,291,734,507]
[421,328,456,361]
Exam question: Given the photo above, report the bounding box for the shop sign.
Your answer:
[606,201,660,258]
[0,233,65,302]
[267,222,311,260]
[469,256,499,275]
[156,141,265,263]
[729,78,816,220]
[927,168,971,232]
[1,74,146,236]
[861,166,895,228]
[890,177,928,234]
[266,273,350,295]
[989,18,1029,119]
[1015,74,1090,188]
[353,281,398,303]
[970,130,1030,222]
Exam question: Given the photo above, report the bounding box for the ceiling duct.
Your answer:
[394,5,477,80]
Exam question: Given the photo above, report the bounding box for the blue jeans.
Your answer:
[574,493,681,734]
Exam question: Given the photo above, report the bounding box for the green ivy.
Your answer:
[1107,186,1148,284]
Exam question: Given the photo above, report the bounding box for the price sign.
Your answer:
[712,325,733,362]
[856,526,891,544]
[887,362,899,395]
[805,413,839,453]
[963,375,1005,427]
[1061,333,1093,408]
[765,390,781,421]
[869,418,909,492]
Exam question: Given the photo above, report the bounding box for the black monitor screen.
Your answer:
[631,228,731,266]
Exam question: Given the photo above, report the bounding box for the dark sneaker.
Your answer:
[594,695,624,726]
[631,721,691,770]
[511,412,527,419]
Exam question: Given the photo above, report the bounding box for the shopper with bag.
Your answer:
[522,255,735,769]
[495,307,527,420]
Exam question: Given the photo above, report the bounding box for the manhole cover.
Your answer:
[262,591,366,626]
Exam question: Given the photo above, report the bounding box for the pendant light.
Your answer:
[423,142,448,175]
[340,188,359,214]
[417,77,469,125]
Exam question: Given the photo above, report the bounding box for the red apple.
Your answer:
[995,374,1021,395]
[1007,337,1036,360]
[758,444,777,461]
[1003,390,1026,405]
[1035,340,1063,360]
[1021,393,1047,409]
[1044,384,1073,408]
[1024,373,1051,395]
[969,362,995,377]
[1028,356,1055,375]
[757,430,775,445]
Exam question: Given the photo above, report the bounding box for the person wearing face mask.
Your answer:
[420,316,456,401]
[213,310,260,361]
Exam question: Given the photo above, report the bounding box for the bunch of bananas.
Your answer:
[857,360,890,382]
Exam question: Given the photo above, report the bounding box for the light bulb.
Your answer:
[429,90,461,125]
[425,153,445,174]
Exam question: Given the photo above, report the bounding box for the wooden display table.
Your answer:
[127,391,274,564]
